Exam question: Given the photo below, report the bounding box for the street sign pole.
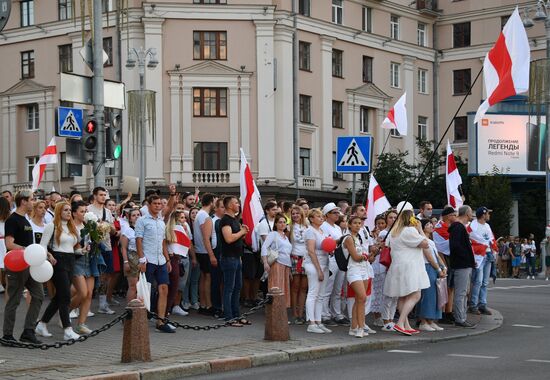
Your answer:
[352,173,356,205]
[336,136,374,204]
[93,0,105,187]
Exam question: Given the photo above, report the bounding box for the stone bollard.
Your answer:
[264,287,290,341]
[121,299,152,363]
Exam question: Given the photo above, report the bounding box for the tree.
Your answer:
[410,138,447,208]
[371,150,415,206]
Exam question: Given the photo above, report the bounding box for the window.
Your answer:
[418,68,428,94]
[58,44,73,73]
[299,148,311,176]
[390,62,400,88]
[332,49,343,78]
[58,0,72,20]
[26,156,38,182]
[299,0,310,16]
[454,116,468,142]
[332,101,343,129]
[453,69,471,95]
[362,56,373,83]
[21,0,34,27]
[333,151,343,179]
[193,142,228,170]
[21,51,35,79]
[193,0,227,3]
[299,95,311,123]
[360,106,369,133]
[193,88,227,117]
[26,104,39,131]
[362,7,372,32]
[102,0,114,12]
[332,0,343,25]
[453,22,471,48]
[390,15,399,40]
[390,128,401,137]
[299,41,311,71]
[193,31,227,60]
[417,116,428,140]
[417,23,427,46]
[103,37,113,66]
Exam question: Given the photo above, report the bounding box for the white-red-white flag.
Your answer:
[172,225,191,257]
[446,140,463,210]
[32,137,57,191]
[474,7,530,124]
[365,174,391,231]
[239,148,264,251]
[381,92,407,135]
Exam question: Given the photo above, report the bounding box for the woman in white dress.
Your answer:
[384,208,430,336]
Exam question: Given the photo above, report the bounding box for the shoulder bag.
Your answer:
[266,233,279,266]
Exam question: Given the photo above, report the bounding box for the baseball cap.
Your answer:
[396,201,414,212]
[322,202,340,215]
[476,206,492,218]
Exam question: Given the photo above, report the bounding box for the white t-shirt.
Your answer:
[321,221,343,241]
[44,209,54,225]
[291,224,308,257]
[261,231,292,267]
[304,226,329,267]
[121,225,137,252]
[469,219,494,253]
[0,220,6,269]
[211,215,221,250]
[255,217,274,239]
[29,219,45,245]
[193,209,212,254]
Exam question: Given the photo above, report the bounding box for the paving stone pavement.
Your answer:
[0,294,502,379]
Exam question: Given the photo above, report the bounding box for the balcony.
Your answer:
[12,182,32,192]
[298,175,321,189]
[416,0,440,16]
[192,171,231,184]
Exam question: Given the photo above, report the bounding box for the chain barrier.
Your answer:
[148,296,272,331]
[0,311,131,350]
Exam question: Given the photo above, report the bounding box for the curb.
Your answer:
[74,310,503,380]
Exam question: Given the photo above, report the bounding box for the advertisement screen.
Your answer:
[475,114,545,176]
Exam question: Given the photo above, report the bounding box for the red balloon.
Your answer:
[321,238,337,253]
[4,249,30,272]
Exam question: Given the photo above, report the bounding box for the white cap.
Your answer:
[322,202,340,215]
[396,201,413,212]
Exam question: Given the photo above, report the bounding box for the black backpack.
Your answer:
[334,234,363,272]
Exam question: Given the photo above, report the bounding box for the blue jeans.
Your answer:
[470,255,491,308]
[220,256,242,321]
[183,262,200,306]
[211,249,223,311]
[526,256,537,276]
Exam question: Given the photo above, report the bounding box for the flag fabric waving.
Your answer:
[381,92,407,136]
[32,137,58,191]
[433,220,451,256]
[239,149,264,251]
[474,7,530,124]
[365,174,391,231]
[172,225,191,256]
[446,140,464,209]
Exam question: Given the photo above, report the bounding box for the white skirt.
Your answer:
[383,259,430,297]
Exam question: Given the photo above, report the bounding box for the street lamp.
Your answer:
[126,47,158,200]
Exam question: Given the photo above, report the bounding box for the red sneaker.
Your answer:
[407,329,420,334]
[393,325,412,336]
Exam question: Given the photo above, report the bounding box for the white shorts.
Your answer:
[347,265,369,283]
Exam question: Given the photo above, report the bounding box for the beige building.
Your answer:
[0,0,544,199]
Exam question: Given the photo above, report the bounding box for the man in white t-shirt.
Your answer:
[320,202,348,326]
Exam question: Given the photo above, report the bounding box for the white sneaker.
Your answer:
[349,328,357,336]
[87,311,95,317]
[97,305,115,315]
[108,298,121,306]
[171,305,189,316]
[430,322,444,331]
[363,324,376,334]
[373,318,384,327]
[69,309,79,319]
[182,302,191,310]
[307,324,325,334]
[63,327,80,341]
[317,324,332,333]
[35,322,52,337]
[167,323,177,331]
[74,324,92,335]
[0,284,5,293]
[419,323,436,332]
[190,303,200,310]
[381,322,395,332]
[355,328,365,338]
[546,277,549,281]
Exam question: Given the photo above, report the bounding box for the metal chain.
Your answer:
[0,311,130,350]
[148,296,272,331]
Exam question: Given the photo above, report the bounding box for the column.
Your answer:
[403,55,416,164]
[273,24,294,184]
[181,86,193,183]
[8,102,17,183]
[376,108,387,155]
[254,20,276,181]
[44,91,56,186]
[1,97,10,185]
[240,77,251,157]
[347,94,356,134]
[229,85,239,174]
[320,35,335,190]
[169,73,182,183]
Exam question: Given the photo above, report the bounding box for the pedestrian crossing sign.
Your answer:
[57,107,83,138]
[336,136,373,173]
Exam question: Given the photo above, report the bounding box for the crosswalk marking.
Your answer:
[512,324,543,329]
[526,359,550,363]
[387,350,422,354]
[489,284,550,290]
[447,354,499,359]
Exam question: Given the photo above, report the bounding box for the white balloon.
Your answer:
[30,261,53,283]
[24,244,47,266]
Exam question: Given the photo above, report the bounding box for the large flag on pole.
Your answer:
[365,174,391,231]
[239,148,264,251]
[381,92,407,135]
[32,137,57,191]
[474,7,530,124]
[446,140,463,209]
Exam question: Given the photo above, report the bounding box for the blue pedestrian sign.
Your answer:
[336,136,373,173]
[57,107,83,138]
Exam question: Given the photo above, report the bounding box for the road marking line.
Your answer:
[447,354,499,359]
[489,284,550,290]
[527,359,550,363]
[512,324,544,328]
[387,350,422,354]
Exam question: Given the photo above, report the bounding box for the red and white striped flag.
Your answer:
[240,148,264,251]
[446,140,463,209]
[172,225,191,256]
[474,7,530,124]
[365,174,391,231]
[381,92,407,136]
[32,137,57,191]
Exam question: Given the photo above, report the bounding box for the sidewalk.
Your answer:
[0,297,503,380]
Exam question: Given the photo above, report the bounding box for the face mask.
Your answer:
[423,210,432,218]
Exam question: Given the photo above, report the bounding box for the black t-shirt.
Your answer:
[448,221,475,270]
[220,214,243,258]
[4,212,34,248]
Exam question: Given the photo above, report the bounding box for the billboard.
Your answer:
[469,114,546,176]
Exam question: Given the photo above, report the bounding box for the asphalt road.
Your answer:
[190,278,550,380]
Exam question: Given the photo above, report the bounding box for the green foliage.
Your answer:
[409,138,447,208]
[517,186,545,241]
[371,150,415,205]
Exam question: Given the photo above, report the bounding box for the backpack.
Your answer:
[334,234,363,272]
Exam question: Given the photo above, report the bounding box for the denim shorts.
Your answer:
[145,263,170,285]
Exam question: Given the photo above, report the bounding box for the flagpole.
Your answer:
[363,131,391,205]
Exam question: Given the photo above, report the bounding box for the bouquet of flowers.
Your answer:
[81,212,112,256]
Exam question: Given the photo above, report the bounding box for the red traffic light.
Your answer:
[85,120,97,134]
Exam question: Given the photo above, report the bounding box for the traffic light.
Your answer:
[106,112,122,160]
[82,118,98,154]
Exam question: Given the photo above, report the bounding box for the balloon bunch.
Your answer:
[4,244,53,283]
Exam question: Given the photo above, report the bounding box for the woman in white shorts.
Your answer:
[344,216,370,338]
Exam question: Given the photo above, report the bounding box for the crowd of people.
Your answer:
[0,187,543,345]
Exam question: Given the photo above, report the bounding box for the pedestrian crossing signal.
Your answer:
[83,119,98,153]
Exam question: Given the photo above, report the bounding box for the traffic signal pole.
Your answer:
[92,0,105,187]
